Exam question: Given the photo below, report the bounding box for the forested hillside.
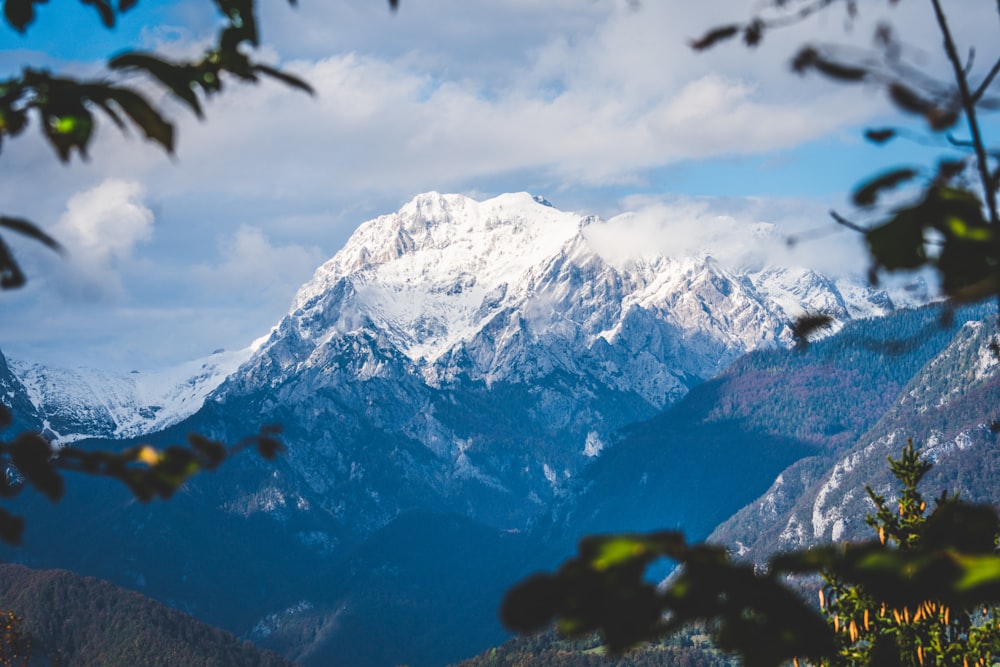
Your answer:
[0,563,295,666]
[453,629,736,667]
[549,303,980,547]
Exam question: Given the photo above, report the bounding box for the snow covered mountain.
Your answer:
[233,192,892,405]
[6,192,896,448]
[4,192,898,525]
[0,191,919,667]
[201,191,897,531]
[9,346,256,442]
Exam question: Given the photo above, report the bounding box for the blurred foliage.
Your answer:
[501,441,1000,667]
[691,0,1000,342]
[503,3,1000,664]
[0,0,397,286]
[0,403,283,545]
[0,0,316,285]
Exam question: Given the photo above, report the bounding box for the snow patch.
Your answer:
[583,431,604,457]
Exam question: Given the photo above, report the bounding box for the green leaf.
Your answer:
[954,554,1000,593]
[39,103,95,162]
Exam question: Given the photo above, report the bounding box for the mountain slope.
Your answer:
[548,303,971,550]
[707,303,1000,561]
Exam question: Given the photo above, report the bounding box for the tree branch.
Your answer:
[972,56,1000,104]
[829,210,867,233]
[930,0,999,225]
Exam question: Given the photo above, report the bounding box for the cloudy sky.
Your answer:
[0,0,993,370]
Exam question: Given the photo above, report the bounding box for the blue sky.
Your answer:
[0,0,994,370]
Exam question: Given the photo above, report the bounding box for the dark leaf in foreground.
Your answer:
[852,167,920,207]
[104,88,175,153]
[690,25,741,51]
[865,128,897,144]
[0,508,24,545]
[0,235,26,289]
[3,0,37,32]
[791,313,834,346]
[253,63,314,94]
[9,433,62,502]
[109,53,205,117]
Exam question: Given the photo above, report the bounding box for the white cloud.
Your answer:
[192,225,325,306]
[49,179,154,301]
[585,194,868,278]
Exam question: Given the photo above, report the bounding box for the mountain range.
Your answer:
[0,192,989,667]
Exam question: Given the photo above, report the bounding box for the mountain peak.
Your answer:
[291,192,582,315]
[252,193,900,409]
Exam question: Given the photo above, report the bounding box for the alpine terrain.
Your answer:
[0,191,914,666]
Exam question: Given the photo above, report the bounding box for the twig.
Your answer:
[930,0,999,225]
[829,210,867,233]
[972,56,1000,104]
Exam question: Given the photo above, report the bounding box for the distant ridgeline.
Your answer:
[0,193,994,667]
